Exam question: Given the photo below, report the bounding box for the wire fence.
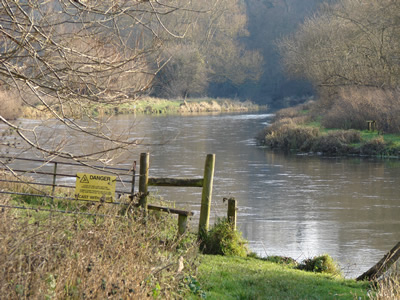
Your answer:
[0,154,218,235]
[0,156,138,213]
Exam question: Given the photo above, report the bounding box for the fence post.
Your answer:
[199,154,215,235]
[131,160,136,198]
[139,153,149,210]
[51,162,58,199]
[227,197,237,231]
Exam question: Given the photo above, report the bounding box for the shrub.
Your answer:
[321,87,400,133]
[360,136,388,156]
[263,123,320,152]
[264,256,298,267]
[273,101,314,124]
[298,254,341,276]
[199,218,248,257]
[312,130,361,155]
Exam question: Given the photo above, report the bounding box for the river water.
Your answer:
[3,112,400,278]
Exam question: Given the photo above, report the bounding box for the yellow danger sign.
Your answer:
[75,173,116,202]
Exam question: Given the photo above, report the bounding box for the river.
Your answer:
[3,112,400,278]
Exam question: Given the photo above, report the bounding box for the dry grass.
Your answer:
[0,89,23,120]
[370,276,400,300]
[322,87,400,133]
[261,122,320,152]
[273,101,314,125]
[0,194,199,299]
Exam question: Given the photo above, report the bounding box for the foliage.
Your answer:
[297,254,342,277]
[199,218,248,257]
[197,255,369,299]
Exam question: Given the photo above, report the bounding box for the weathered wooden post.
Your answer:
[227,197,237,231]
[367,120,376,131]
[51,162,58,196]
[198,154,215,235]
[178,214,188,235]
[139,153,149,210]
[131,160,136,198]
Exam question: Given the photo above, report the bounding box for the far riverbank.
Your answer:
[258,102,400,158]
[21,97,265,119]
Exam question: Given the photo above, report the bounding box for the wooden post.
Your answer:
[227,198,237,231]
[357,242,400,281]
[139,153,149,210]
[131,160,136,198]
[199,154,215,235]
[178,214,188,235]
[51,162,57,205]
[367,120,376,131]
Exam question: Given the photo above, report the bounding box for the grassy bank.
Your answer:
[21,97,264,119]
[195,255,370,299]
[259,102,400,157]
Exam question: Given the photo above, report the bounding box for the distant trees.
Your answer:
[278,0,400,133]
[151,0,263,99]
[279,0,400,93]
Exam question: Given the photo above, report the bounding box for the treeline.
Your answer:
[278,0,400,133]
[150,0,263,99]
[0,0,263,121]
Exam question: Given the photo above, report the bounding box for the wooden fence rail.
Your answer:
[138,152,215,235]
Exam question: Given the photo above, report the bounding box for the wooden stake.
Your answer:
[227,198,237,231]
[139,153,149,210]
[357,241,400,281]
[199,154,215,234]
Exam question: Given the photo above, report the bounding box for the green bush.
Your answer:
[199,218,248,257]
[264,256,298,267]
[297,254,341,276]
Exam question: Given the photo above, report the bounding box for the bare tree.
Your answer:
[0,0,208,165]
[278,0,400,94]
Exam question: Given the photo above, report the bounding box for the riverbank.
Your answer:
[0,196,373,299]
[258,102,400,157]
[21,97,265,119]
[0,172,389,299]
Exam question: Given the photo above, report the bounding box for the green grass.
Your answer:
[195,255,370,299]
